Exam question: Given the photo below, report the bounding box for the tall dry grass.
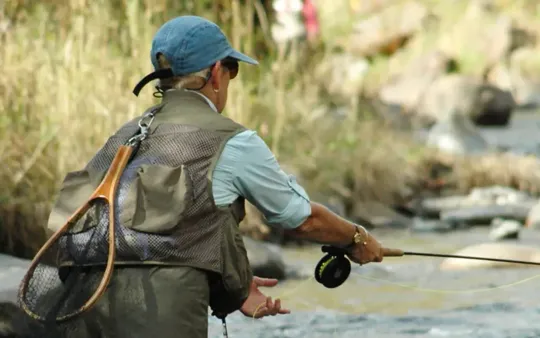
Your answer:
[0,0,429,256]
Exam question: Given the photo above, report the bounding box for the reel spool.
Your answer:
[314,246,351,288]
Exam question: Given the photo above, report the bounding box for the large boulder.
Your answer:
[416,74,515,126]
[244,236,312,280]
[472,84,516,126]
[243,236,288,280]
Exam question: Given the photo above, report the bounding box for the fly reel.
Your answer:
[314,246,351,289]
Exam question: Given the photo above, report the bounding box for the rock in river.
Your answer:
[0,254,30,304]
[489,218,522,241]
[243,236,288,280]
[410,217,460,233]
[244,237,312,280]
[441,204,533,226]
[0,255,31,338]
[414,186,537,218]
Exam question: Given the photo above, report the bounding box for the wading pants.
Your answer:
[22,266,211,338]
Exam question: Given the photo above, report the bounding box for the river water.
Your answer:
[208,112,540,338]
[209,227,540,337]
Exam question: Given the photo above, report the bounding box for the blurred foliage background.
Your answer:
[3,0,540,257]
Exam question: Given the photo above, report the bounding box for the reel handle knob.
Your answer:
[321,245,347,255]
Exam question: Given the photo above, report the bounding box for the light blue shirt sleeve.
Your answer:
[212,130,311,229]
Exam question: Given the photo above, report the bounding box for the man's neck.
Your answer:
[167,89,219,114]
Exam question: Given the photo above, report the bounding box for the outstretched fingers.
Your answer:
[253,277,279,287]
[254,297,291,318]
[274,299,291,315]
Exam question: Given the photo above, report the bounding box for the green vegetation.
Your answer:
[4,0,540,257]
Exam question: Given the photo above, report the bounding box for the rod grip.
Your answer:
[383,247,404,257]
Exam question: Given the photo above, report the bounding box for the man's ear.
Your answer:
[210,61,223,91]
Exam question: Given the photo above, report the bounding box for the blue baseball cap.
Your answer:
[133,15,259,96]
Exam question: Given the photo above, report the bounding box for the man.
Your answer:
[42,15,385,338]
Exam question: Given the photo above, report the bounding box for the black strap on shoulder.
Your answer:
[132,69,175,97]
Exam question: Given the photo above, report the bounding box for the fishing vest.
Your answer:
[47,90,253,317]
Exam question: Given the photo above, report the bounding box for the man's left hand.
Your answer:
[240,276,291,319]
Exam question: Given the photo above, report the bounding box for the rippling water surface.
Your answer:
[208,225,540,338]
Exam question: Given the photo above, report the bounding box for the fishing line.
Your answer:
[251,268,540,320]
[251,245,540,319]
[352,271,540,294]
[252,275,317,320]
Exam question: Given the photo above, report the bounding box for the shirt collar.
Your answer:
[178,89,218,113]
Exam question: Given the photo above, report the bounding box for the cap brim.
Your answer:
[228,49,259,65]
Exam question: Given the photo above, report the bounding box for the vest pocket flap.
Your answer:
[129,163,193,234]
[48,169,95,233]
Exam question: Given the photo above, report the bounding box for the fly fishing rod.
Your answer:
[315,245,540,288]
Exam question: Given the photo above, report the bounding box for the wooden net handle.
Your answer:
[19,145,134,322]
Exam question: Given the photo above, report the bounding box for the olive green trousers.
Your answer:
[25,266,211,338]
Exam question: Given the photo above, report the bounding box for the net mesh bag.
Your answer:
[17,201,113,336]
[16,145,134,337]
